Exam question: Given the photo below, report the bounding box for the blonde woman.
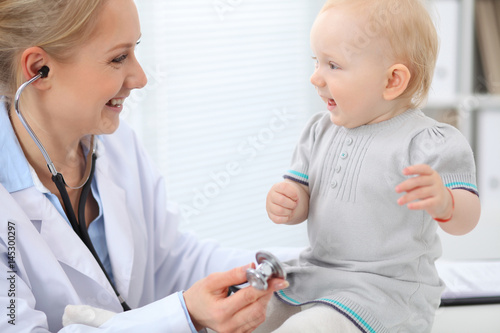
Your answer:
[0,0,288,332]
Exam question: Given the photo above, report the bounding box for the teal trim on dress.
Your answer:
[445,182,478,190]
[287,170,309,180]
[277,290,301,304]
[277,291,377,333]
[318,298,376,333]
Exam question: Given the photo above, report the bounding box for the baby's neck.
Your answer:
[367,100,411,126]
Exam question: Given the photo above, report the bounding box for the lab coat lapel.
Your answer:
[12,187,118,298]
[96,155,143,303]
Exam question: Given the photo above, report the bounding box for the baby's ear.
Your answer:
[383,64,410,101]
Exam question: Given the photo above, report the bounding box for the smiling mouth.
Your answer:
[106,98,125,107]
[328,98,337,107]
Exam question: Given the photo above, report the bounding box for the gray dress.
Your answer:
[278,109,478,333]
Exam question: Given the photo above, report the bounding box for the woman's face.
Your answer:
[46,0,147,137]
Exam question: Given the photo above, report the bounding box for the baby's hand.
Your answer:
[395,164,453,220]
[266,181,300,224]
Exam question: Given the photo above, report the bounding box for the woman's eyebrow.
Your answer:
[106,34,142,53]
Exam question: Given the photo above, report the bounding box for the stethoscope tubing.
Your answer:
[14,72,58,176]
[14,70,97,189]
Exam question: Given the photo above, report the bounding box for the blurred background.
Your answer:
[123,0,500,260]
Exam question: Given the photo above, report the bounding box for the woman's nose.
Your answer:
[128,57,148,90]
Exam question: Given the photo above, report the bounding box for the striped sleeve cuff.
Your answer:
[284,170,309,186]
[445,181,478,196]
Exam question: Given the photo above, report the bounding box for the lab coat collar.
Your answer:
[0,102,34,193]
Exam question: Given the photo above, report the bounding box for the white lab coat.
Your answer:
[0,121,256,332]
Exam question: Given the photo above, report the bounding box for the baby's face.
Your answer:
[310,5,396,128]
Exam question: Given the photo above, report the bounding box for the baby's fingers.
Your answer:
[268,212,292,224]
[397,186,434,207]
[403,197,438,211]
[267,192,296,223]
[269,190,297,210]
[272,182,300,202]
[402,164,433,177]
[396,174,433,194]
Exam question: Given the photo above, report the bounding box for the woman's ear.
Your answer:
[20,47,51,90]
[383,64,410,101]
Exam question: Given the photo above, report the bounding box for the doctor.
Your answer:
[0,0,289,332]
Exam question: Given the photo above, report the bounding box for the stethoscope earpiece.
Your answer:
[38,66,50,78]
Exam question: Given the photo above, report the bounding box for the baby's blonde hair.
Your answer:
[0,0,104,102]
[320,0,438,108]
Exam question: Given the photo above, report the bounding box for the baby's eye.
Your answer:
[311,56,319,68]
[329,62,340,70]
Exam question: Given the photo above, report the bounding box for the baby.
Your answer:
[261,0,481,332]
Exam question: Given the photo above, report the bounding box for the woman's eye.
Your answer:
[111,54,128,64]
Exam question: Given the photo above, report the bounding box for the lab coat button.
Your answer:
[335,165,341,173]
[346,137,353,145]
[340,152,348,159]
[331,180,338,188]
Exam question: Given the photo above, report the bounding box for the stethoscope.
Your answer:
[14,66,130,312]
[228,251,287,295]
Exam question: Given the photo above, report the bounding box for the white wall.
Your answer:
[125,0,499,258]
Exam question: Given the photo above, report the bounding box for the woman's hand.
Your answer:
[395,164,453,220]
[183,264,289,333]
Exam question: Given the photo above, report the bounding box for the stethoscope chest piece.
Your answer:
[246,251,287,290]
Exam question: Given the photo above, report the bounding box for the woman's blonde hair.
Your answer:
[0,0,104,102]
[320,0,439,108]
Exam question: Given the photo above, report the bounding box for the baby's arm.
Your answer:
[396,164,481,235]
[266,179,309,225]
[395,164,481,235]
